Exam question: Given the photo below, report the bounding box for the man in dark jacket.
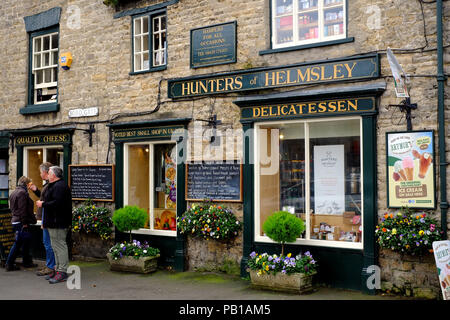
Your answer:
[36,166,72,283]
[5,176,37,271]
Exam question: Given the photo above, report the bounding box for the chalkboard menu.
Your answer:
[69,165,115,202]
[0,210,14,262]
[186,161,242,202]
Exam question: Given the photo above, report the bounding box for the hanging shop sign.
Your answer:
[168,54,380,98]
[241,97,375,120]
[15,133,71,145]
[191,21,237,69]
[69,165,115,202]
[433,240,450,300]
[386,130,435,209]
[112,125,185,142]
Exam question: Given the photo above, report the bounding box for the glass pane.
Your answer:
[143,52,149,70]
[44,52,50,67]
[154,34,160,50]
[53,67,58,83]
[134,18,142,35]
[52,52,58,65]
[143,34,149,51]
[127,144,149,226]
[46,148,64,168]
[161,16,166,31]
[153,17,160,32]
[298,11,318,41]
[143,17,149,33]
[0,159,7,173]
[153,144,176,231]
[309,119,361,242]
[36,70,43,85]
[51,34,58,49]
[27,148,44,210]
[43,36,50,51]
[324,0,343,6]
[134,54,142,71]
[0,175,8,189]
[258,123,306,238]
[298,0,318,10]
[323,6,344,37]
[44,69,52,83]
[34,38,41,52]
[34,54,41,69]
[275,0,293,15]
[134,36,142,52]
[275,16,293,44]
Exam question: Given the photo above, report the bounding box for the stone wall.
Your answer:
[0,0,449,292]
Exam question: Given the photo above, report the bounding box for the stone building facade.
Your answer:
[0,0,449,298]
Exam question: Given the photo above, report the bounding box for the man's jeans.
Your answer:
[43,228,55,269]
[48,228,69,273]
[6,223,33,266]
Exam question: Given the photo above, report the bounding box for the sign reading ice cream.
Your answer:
[386,130,435,209]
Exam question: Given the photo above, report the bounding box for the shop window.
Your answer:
[31,30,59,105]
[124,142,176,235]
[255,118,362,248]
[24,146,64,213]
[0,156,9,208]
[132,12,167,73]
[272,0,346,49]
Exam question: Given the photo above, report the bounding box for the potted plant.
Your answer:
[107,205,160,273]
[375,207,444,256]
[177,201,242,241]
[246,211,317,294]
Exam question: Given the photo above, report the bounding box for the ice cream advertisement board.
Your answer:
[432,240,450,300]
[386,130,435,208]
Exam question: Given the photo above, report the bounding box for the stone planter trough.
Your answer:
[248,270,316,294]
[106,253,160,274]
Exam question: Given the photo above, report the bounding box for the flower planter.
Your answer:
[106,253,159,274]
[248,270,316,294]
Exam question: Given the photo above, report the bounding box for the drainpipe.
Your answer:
[437,0,448,238]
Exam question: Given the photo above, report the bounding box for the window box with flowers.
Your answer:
[375,207,444,256]
[71,200,114,259]
[246,211,318,294]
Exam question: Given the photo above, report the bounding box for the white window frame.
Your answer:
[32,32,59,104]
[271,0,347,49]
[132,13,167,72]
[254,116,363,249]
[124,141,176,237]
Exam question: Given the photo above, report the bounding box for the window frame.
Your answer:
[27,27,60,108]
[254,116,364,249]
[131,10,167,75]
[124,140,177,237]
[270,0,348,50]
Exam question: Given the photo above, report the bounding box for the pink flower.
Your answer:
[430,224,435,231]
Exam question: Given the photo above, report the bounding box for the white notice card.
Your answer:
[314,145,345,214]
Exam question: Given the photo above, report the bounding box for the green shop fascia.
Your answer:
[168,53,385,293]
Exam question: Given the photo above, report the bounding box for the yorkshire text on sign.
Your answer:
[168,54,379,98]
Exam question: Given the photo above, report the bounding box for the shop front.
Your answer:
[235,82,385,292]
[11,127,74,259]
[108,118,191,271]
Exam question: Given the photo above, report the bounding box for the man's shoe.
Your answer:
[5,264,20,271]
[45,270,56,280]
[49,271,68,284]
[37,267,54,276]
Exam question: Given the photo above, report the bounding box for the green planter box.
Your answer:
[248,270,316,294]
[107,253,159,274]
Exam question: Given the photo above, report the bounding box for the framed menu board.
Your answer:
[69,165,115,202]
[186,161,242,202]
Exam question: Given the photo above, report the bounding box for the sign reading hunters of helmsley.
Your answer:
[168,54,380,98]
